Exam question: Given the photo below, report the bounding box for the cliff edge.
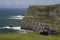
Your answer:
[21,4,60,32]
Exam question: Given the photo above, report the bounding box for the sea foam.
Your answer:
[8,15,25,19]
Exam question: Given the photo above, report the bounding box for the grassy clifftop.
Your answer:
[28,4,60,10]
[25,4,60,24]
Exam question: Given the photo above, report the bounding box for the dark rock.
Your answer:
[40,31,49,35]
[9,25,13,27]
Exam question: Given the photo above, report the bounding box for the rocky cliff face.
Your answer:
[21,4,60,32]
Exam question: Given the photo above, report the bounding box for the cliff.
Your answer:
[21,4,60,32]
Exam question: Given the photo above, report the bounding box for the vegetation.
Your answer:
[0,32,60,40]
[28,4,60,10]
[23,16,57,24]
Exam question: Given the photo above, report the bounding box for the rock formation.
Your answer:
[21,4,60,32]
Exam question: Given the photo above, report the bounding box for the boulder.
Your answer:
[40,30,49,35]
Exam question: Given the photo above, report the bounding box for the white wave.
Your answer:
[0,26,34,33]
[2,26,21,30]
[8,15,25,19]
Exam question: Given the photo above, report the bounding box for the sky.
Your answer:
[0,0,60,8]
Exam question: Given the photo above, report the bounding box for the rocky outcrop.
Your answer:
[21,4,60,32]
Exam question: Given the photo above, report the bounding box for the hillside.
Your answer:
[21,4,60,32]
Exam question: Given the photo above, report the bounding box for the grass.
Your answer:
[0,31,60,40]
[28,4,60,10]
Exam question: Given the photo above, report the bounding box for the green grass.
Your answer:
[28,4,60,10]
[0,32,60,40]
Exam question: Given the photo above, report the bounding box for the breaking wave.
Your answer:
[7,15,25,19]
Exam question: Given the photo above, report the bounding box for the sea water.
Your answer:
[0,8,26,32]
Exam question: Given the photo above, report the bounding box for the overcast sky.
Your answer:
[0,0,60,8]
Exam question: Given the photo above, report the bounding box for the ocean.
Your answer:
[0,8,26,27]
[0,8,26,32]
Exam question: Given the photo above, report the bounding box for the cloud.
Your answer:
[6,2,12,4]
[0,0,60,8]
[16,1,19,4]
